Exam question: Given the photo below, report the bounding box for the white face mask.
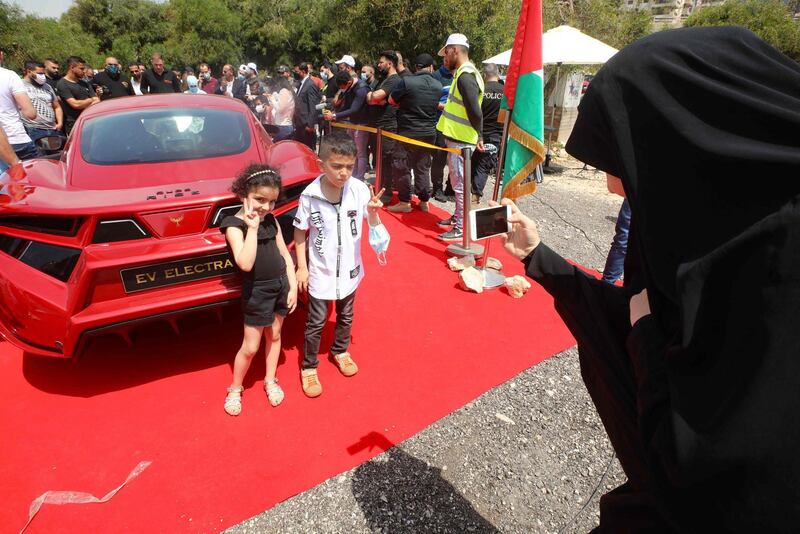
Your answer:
[34,73,47,85]
[255,104,265,114]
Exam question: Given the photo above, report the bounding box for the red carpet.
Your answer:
[0,202,575,533]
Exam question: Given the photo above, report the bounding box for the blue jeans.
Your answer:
[347,128,369,180]
[25,127,65,153]
[12,140,42,161]
[603,199,631,284]
[272,125,295,142]
[445,138,475,230]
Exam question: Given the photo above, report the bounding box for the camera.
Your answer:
[315,101,332,118]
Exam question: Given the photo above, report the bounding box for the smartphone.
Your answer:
[469,205,512,241]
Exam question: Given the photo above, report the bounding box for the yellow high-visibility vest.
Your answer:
[436,61,484,144]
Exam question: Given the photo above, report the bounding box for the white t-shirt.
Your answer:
[293,175,371,300]
[0,67,32,144]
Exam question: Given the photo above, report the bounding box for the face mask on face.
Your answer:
[320,72,329,82]
[255,104,265,114]
[368,223,391,266]
[106,64,119,75]
[33,73,47,85]
[202,72,210,80]
[360,73,369,81]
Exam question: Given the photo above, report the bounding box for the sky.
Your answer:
[13,0,166,19]
[13,0,74,18]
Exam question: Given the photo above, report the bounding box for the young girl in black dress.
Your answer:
[220,164,298,414]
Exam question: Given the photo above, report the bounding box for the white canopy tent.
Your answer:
[482,25,618,166]
[482,24,619,66]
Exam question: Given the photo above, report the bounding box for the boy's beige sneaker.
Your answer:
[387,202,412,213]
[419,201,430,212]
[301,368,322,397]
[334,352,359,377]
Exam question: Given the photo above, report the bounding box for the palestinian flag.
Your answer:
[500,0,545,199]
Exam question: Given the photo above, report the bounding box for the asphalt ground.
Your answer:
[227,156,628,534]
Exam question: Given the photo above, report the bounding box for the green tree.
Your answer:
[0,2,102,72]
[686,0,800,61]
[63,0,170,65]
[161,0,242,68]
[546,0,652,50]
[317,0,522,66]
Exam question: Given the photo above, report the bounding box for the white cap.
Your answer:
[238,64,248,75]
[335,54,356,68]
[438,33,470,56]
[246,62,258,74]
[187,75,198,87]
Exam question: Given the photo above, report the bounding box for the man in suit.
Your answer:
[216,64,247,104]
[293,62,322,152]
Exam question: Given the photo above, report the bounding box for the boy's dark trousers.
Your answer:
[303,291,357,369]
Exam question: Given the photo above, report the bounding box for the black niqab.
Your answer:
[566,27,800,531]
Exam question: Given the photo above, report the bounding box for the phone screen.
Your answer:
[473,206,509,240]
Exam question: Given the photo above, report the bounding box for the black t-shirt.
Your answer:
[219,213,286,281]
[141,69,181,93]
[92,70,135,100]
[55,78,93,124]
[371,73,402,131]
[481,80,505,142]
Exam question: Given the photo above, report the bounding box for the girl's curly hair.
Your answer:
[231,163,282,198]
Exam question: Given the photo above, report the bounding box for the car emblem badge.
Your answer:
[169,214,185,227]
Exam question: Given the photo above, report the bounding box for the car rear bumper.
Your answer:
[0,238,244,358]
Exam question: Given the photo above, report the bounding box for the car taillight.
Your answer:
[1,239,81,282]
[92,219,150,243]
[209,204,242,228]
[0,215,81,236]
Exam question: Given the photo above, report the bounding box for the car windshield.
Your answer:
[80,107,251,165]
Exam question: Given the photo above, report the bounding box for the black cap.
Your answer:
[277,65,290,73]
[414,53,434,68]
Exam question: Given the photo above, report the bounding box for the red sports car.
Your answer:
[0,94,321,358]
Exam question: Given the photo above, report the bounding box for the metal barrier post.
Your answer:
[447,146,484,258]
[374,127,383,191]
[477,112,512,288]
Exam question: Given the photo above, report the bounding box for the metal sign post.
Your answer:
[447,146,484,258]
[476,111,511,289]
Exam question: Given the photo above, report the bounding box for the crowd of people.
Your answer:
[0,35,505,240]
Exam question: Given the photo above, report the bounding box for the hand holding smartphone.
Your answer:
[469,205,512,241]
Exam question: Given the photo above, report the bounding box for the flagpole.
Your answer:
[476,110,512,289]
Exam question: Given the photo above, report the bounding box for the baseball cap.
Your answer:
[415,53,434,68]
[238,64,248,76]
[277,65,290,73]
[246,62,258,75]
[438,33,470,56]
[335,55,356,68]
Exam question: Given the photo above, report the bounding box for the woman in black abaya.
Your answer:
[501,27,800,532]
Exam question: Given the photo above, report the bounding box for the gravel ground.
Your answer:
[227,156,628,534]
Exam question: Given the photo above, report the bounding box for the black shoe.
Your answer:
[437,216,455,227]
[438,227,463,241]
[433,190,447,203]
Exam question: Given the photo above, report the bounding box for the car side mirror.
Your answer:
[35,135,63,152]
